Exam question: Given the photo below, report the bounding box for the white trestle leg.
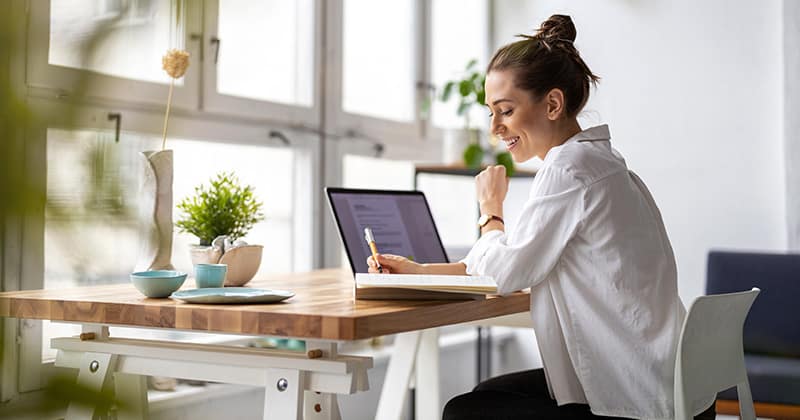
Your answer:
[375,331,423,420]
[415,328,440,420]
[65,352,118,420]
[264,368,305,420]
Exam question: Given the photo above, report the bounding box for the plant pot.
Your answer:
[219,244,263,287]
[190,245,223,265]
[135,150,174,271]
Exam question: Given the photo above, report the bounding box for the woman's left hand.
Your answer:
[475,165,509,214]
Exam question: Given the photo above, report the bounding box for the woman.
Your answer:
[367,15,717,420]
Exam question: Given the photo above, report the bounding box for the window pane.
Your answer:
[431,0,488,128]
[342,0,415,122]
[217,0,314,106]
[49,0,185,84]
[43,129,294,360]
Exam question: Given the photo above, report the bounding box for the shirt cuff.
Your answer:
[460,230,505,275]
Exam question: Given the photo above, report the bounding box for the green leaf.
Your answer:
[495,152,515,177]
[465,58,478,71]
[463,143,484,169]
[458,80,471,97]
[440,81,454,102]
[476,90,486,106]
[456,100,470,116]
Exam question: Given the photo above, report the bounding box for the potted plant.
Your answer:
[176,172,265,286]
[436,59,514,175]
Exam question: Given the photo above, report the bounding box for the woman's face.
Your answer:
[484,69,552,162]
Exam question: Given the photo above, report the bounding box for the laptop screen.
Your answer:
[326,188,450,274]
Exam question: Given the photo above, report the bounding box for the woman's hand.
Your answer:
[367,254,423,274]
[476,165,509,215]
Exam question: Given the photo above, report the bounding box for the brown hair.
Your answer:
[487,14,600,118]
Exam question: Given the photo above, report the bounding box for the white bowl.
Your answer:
[219,245,263,286]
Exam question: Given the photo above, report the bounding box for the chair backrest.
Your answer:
[707,251,800,357]
[674,288,760,420]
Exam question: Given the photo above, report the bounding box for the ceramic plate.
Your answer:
[169,287,294,304]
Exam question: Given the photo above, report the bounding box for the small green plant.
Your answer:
[176,172,264,246]
[439,59,486,129]
[436,59,515,175]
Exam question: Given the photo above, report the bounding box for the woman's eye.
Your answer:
[501,109,513,116]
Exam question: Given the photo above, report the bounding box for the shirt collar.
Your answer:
[565,124,611,144]
[543,124,612,163]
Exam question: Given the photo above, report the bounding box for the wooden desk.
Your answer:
[0,268,529,420]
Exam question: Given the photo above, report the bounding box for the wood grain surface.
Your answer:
[0,269,530,340]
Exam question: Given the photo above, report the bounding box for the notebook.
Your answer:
[354,273,497,300]
[326,187,494,300]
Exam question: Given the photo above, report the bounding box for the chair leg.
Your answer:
[736,377,756,420]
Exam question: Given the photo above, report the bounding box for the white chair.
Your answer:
[674,287,760,420]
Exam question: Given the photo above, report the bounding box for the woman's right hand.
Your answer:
[367,254,422,274]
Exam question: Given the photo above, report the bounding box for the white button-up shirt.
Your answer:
[462,125,714,419]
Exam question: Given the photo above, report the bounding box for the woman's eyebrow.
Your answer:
[491,98,514,105]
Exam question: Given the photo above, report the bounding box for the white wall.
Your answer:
[493,0,787,302]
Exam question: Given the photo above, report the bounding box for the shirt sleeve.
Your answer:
[460,167,585,295]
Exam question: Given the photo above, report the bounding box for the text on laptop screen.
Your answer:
[328,190,449,273]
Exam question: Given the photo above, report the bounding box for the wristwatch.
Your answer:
[478,214,504,228]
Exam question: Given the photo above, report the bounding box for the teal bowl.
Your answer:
[130,270,187,298]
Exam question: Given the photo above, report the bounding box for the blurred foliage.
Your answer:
[176,172,265,246]
[42,374,125,415]
[0,2,131,414]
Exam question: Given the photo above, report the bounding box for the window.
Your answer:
[431,0,489,129]
[29,0,198,107]
[342,0,416,122]
[202,0,320,124]
[48,0,185,84]
[216,0,314,106]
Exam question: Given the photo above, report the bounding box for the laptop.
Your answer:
[325,187,450,275]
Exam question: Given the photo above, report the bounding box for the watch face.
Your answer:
[478,214,490,226]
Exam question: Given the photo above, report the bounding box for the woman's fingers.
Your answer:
[366,254,408,274]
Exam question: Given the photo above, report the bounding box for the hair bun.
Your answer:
[536,14,577,43]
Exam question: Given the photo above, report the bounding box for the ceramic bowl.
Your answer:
[130,270,187,298]
[219,245,263,286]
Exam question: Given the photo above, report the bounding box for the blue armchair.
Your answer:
[706,251,800,419]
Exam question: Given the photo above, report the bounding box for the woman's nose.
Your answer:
[490,115,504,136]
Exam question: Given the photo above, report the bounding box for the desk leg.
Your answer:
[304,391,342,420]
[375,331,422,420]
[115,372,150,420]
[65,352,117,420]
[264,368,305,420]
[415,329,440,420]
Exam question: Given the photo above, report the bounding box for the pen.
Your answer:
[364,227,383,273]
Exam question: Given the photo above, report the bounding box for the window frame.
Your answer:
[26,0,203,110]
[200,0,324,127]
[323,0,433,146]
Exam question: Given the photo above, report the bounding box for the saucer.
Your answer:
[169,287,294,304]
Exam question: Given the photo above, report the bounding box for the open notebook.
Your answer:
[355,273,497,300]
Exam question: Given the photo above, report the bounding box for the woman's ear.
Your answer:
[545,88,566,120]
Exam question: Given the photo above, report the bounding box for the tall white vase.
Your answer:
[135,150,175,271]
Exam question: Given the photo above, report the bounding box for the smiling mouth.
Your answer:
[502,136,520,150]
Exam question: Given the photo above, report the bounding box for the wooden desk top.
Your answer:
[0,269,529,340]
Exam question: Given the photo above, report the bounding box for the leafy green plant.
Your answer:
[176,172,264,246]
[439,59,486,129]
[437,59,515,175]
